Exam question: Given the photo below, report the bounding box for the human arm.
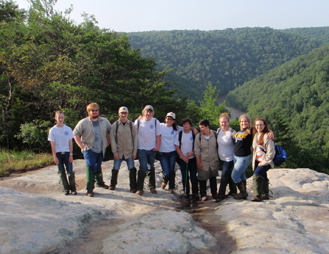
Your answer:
[74,135,87,150]
[196,155,203,170]
[194,134,203,170]
[258,136,275,166]
[176,145,189,163]
[69,139,73,163]
[153,135,161,152]
[50,141,59,164]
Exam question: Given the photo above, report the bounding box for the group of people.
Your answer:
[48,103,275,202]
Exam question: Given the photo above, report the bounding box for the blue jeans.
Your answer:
[138,149,156,173]
[113,156,135,170]
[220,159,234,179]
[178,157,198,183]
[83,150,103,173]
[232,154,252,183]
[159,151,177,177]
[254,161,271,181]
[56,152,73,174]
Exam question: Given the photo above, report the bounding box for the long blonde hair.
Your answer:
[239,114,251,134]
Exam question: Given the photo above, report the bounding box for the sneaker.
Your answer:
[136,190,144,196]
[168,189,174,194]
[109,185,116,190]
[96,183,109,189]
[150,188,157,194]
[130,188,137,193]
[161,182,167,189]
[64,190,70,195]
[71,191,78,195]
[201,196,207,201]
[87,190,94,197]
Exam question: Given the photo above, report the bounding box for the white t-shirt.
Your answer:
[217,128,235,162]
[175,130,195,159]
[134,118,161,150]
[159,123,182,153]
[48,125,74,153]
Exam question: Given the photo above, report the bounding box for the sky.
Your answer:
[14,0,329,32]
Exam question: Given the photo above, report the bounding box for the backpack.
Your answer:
[114,120,134,144]
[273,145,287,166]
[178,130,195,150]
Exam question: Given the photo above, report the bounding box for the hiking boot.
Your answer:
[71,190,78,195]
[150,188,157,194]
[64,190,70,195]
[216,195,225,203]
[234,181,248,200]
[130,188,137,193]
[136,190,144,196]
[87,190,94,197]
[96,183,109,189]
[168,189,174,194]
[109,185,116,190]
[201,196,207,201]
[251,196,262,202]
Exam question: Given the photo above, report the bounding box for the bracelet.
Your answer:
[70,153,73,156]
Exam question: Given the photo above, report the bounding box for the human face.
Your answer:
[144,110,154,121]
[183,122,191,132]
[220,117,229,131]
[165,117,175,127]
[88,107,99,119]
[240,117,249,130]
[199,125,210,135]
[255,120,265,133]
[119,112,128,123]
[55,113,64,125]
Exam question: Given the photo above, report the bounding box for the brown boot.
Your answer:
[234,181,248,200]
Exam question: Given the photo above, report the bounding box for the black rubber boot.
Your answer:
[147,168,156,190]
[251,174,264,202]
[168,171,176,190]
[129,167,137,192]
[58,170,69,194]
[209,176,218,199]
[182,177,190,197]
[136,171,146,195]
[227,177,237,196]
[110,169,119,190]
[234,181,248,200]
[191,181,199,200]
[262,180,270,200]
[216,177,228,202]
[199,180,207,199]
[161,175,170,189]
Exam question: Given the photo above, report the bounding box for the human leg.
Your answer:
[147,150,157,192]
[56,153,70,194]
[136,149,148,195]
[168,151,177,193]
[159,153,170,189]
[178,159,190,196]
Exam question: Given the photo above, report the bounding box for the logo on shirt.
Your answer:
[171,130,175,135]
[150,125,154,129]
[190,136,193,141]
[102,122,106,127]
[64,131,69,136]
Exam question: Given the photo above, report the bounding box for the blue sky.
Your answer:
[15,0,329,32]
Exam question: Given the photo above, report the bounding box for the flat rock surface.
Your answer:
[1,160,329,253]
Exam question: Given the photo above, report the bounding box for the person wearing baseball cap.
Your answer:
[110,106,138,192]
[134,105,161,195]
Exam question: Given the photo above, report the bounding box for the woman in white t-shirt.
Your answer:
[216,113,237,202]
[159,112,180,194]
[48,111,76,195]
[134,105,161,196]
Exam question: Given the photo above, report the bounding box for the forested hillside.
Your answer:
[284,27,329,45]
[227,44,329,172]
[127,28,324,100]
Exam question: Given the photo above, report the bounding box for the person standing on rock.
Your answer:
[215,113,237,202]
[175,118,199,200]
[251,118,275,202]
[109,106,138,193]
[48,111,77,195]
[194,119,220,201]
[73,103,112,197]
[134,105,161,196]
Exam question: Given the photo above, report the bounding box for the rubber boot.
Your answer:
[86,166,95,190]
[95,166,105,186]
[209,176,218,199]
[216,177,228,202]
[199,180,207,200]
[182,177,190,198]
[136,171,146,195]
[227,177,237,196]
[129,167,137,193]
[168,171,176,193]
[68,172,77,194]
[147,168,156,191]
[191,181,199,200]
[234,181,248,200]
[109,169,119,190]
[262,180,270,200]
[58,170,69,194]
[251,174,264,202]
